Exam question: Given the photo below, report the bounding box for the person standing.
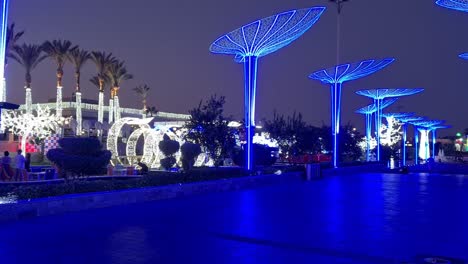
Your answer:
[25,153,31,172]
[1,151,13,181]
[14,149,26,182]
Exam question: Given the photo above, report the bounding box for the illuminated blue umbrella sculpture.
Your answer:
[210,7,326,170]
[309,58,395,167]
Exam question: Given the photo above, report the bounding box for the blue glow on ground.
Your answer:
[436,0,468,12]
[210,7,325,170]
[310,59,395,167]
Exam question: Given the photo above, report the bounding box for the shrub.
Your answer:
[233,144,277,167]
[181,142,202,171]
[47,137,111,177]
[158,134,180,170]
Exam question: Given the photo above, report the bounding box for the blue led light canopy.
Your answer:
[410,120,444,162]
[397,116,425,166]
[309,58,394,168]
[356,98,398,162]
[356,88,424,161]
[460,53,468,60]
[210,7,326,170]
[436,0,468,12]
[429,125,450,158]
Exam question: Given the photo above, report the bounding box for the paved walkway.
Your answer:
[0,172,467,263]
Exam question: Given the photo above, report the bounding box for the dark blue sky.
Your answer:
[7,0,468,135]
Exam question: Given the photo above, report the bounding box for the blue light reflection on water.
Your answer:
[1,172,468,263]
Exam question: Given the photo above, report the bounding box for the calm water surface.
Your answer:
[0,172,467,263]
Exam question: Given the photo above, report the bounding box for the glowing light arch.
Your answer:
[210,7,326,170]
[107,117,153,162]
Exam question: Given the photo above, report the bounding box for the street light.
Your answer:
[329,0,350,65]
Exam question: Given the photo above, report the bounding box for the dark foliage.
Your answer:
[0,166,304,200]
[184,95,236,166]
[46,137,111,177]
[181,142,202,171]
[232,144,278,167]
[158,134,180,170]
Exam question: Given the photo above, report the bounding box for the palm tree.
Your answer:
[43,40,77,118]
[146,106,158,117]
[90,51,116,123]
[3,23,25,102]
[67,48,90,135]
[8,43,46,113]
[133,84,150,117]
[107,60,133,121]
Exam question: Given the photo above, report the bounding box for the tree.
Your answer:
[180,142,202,171]
[42,40,77,118]
[106,60,133,121]
[5,23,24,65]
[8,43,47,113]
[133,84,150,112]
[184,95,236,166]
[159,134,180,170]
[67,48,90,135]
[146,106,158,117]
[2,106,61,155]
[90,51,116,123]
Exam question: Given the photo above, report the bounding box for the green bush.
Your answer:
[158,135,180,170]
[181,142,202,171]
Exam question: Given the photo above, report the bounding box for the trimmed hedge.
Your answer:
[0,166,303,201]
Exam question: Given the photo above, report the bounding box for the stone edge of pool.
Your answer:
[0,172,304,223]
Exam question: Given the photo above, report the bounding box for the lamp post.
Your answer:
[329,0,349,65]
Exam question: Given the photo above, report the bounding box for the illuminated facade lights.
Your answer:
[25,87,32,114]
[356,88,424,162]
[0,0,7,103]
[210,7,326,170]
[356,98,398,161]
[56,86,62,118]
[310,58,395,167]
[108,98,113,124]
[436,0,468,12]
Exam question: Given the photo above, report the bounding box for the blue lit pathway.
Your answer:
[1,173,468,263]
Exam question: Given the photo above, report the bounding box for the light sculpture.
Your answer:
[436,0,468,12]
[393,115,424,166]
[410,120,444,163]
[2,106,62,153]
[97,92,104,123]
[381,112,413,148]
[0,0,8,103]
[356,88,424,161]
[355,98,398,161]
[106,117,153,161]
[210,7,326,170]
[310,58,395,167]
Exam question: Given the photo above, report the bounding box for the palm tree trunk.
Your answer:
[76,92,82,136]
[108,97,114,124]
[25,87,32,114]
[56,85,62,118]
[114,95,120,121]
[98,91,104,123]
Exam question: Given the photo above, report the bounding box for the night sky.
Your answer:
[7,0,468,136]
